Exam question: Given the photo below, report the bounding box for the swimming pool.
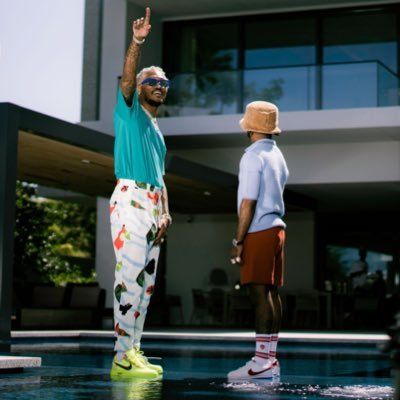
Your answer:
[0,337,394,399]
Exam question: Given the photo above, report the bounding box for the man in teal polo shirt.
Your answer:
[109,7,172,380]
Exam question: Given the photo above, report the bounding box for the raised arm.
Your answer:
[120,7,152,105]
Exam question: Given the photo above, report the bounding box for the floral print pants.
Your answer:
[110,179,162,353]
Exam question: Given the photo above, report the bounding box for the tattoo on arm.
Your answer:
[120,40,142,106]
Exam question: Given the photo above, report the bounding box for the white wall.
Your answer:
[96,203,238,312]
[82,0,164,135]
[170,140,400,185]
[95,197,115,308]
[284,212,315,291]
[93,0,130,308]
[283,141,400,184]
[166,213,237,323]
[159,107,400,136]
[96,198,315,319]
[98,0,127,130]
[166,211,315,324]
[0,0,85,122]
[81,0,127,134]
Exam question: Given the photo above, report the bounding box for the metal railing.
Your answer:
[161,61,399,117]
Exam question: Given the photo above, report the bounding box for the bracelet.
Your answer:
[132,36,145,45]
[232,238,244,247]
[161,213,172,226]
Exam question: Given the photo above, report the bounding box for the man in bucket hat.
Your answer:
[228,101,289,380]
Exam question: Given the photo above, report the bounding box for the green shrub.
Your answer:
[14,181,96,288]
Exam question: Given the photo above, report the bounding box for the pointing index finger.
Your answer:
[144,7,151,23]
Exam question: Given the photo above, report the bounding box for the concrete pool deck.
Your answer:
[3,330,389,372]
[11,329,390,344]
[0,356,41,371]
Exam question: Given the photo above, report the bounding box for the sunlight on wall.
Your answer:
[0,0,85,122]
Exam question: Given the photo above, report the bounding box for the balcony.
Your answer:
[163,61,400,117]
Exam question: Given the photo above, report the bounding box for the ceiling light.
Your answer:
[81,159,91,164]
[203,191,212,196]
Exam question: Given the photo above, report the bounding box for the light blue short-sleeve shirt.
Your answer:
[238,139,289,233]
[113,89,167,188]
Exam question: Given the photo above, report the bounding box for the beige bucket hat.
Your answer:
[239,101,281,135]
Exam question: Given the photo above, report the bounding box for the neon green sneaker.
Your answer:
[126,348,163,375]
[110,354,159,380]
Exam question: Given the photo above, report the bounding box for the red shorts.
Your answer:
[240,227,286,286]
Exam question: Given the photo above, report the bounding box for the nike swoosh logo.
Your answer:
[114,361,132,371]
[247,366,273,376]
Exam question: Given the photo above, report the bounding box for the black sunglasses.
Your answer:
[141,77,170,88]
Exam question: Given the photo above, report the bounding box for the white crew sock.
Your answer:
[254,334,271,363]
[116,351,126,361]
[269,334,279,359]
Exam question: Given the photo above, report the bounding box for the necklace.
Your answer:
[141,106,157,121]
[141,106,160,132]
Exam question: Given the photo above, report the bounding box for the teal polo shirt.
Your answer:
[113,89,167,188]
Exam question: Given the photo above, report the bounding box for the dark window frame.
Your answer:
[163,4,400,74]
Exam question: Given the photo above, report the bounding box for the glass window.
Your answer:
[325,245,393,290]
[244,66,317,111]
[162,8,399,115]
[323,11,397,72]
[322,62,378,108]
[164,71,241,116]
[164,22,239,73]
[245,18,316,69]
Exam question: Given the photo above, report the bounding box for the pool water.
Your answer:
[0,339,394,399]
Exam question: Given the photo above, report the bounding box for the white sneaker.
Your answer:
[227,358,275,380]
[270,358,280,377]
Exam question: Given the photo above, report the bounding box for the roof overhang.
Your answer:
[128,0,400,20]
[161,106,400,149]
[4,103,239,213]
[2,103,314,214]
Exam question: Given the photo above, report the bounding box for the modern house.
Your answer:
[1,0,399,336]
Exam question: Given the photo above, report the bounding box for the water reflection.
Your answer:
[321,385,394,399]
[226,375,281,388]
[111,377,163,400]
[0,375,41,391]
[223,381,394,399]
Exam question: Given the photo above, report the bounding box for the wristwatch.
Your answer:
[232,238,244,247]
